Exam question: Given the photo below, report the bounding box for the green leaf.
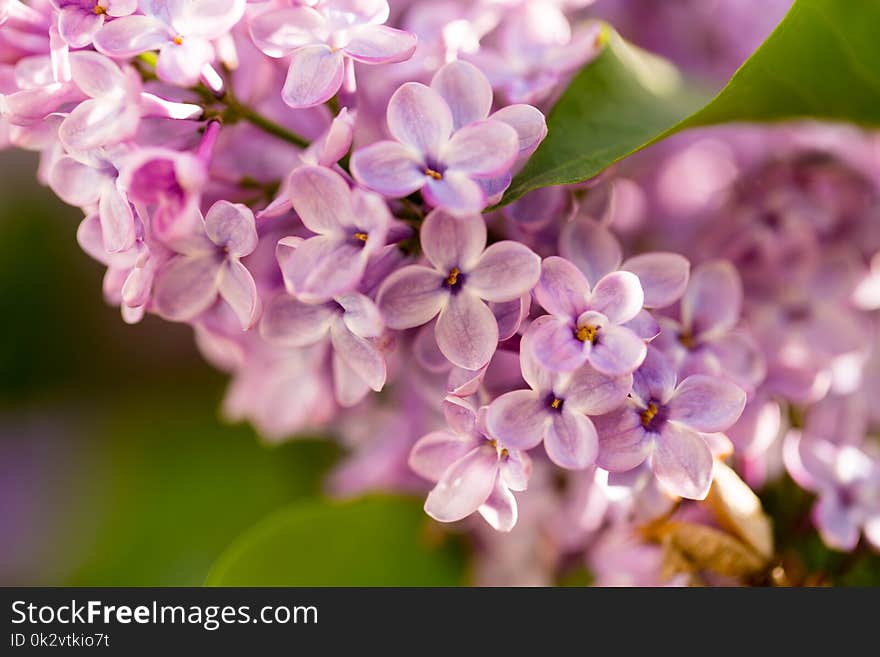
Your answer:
[206,496,466,586]
[502,0,880,205]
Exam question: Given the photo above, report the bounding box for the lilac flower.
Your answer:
[377,209,540,370]
[785,433,880,551]
[350,60,542,214]
[249,0,417,108]
[653,260,765,392]
[409,396,531,532]
[595,347,746,500]
[528,255,647,376]
[280,165,391,303]
[153,200,260,329]
[486,328,632,469]
[94,0,245,86]
[260,291,387,407]
[50,0,136,49]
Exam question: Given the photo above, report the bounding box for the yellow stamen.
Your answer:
[640,402,659,427]
[678,331,696,349]
[575,324,598,344]
[173,35,184,45]
[93,4,106,14]
[424,168,443,180]
[550,398,562,410]
[446,267,460,286]
[354,232,368,242]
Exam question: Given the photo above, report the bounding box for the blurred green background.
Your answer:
[0,150,464,586]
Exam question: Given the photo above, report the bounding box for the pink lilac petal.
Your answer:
[492,295,530,341]
[343,24,417,63]
[564,365,632,415]
[466,241,541,302]
[93,15,169,57]
[430,60,492,130]
[422,171,485,215]
[587,323,647,377]
[435,290,498,370]
[59,97,138,151]
[260,295,334,346]
[545,412,598,470]
[442,396,477,435]
[49,156,102,206]
[632,347,677,406]
[377,266,447,329]
[535,256,590,318]
[420,209,486,272]
[652,422,714,500]
[668,375,746,432]
[204,201,257,256]
[281,45,345,108]
[441,120,518,177]
[624,310,661,341]
[590,271,644,324]
[98,183,136,253]
[349,141,425,196]
[622,252,690,309]
[409,430,477,482]
[153,254,222,322]
[332,351,372,407]
[218,259,259,329]
[156,38,214,87]
[281,235,364,302]
[813,495,860,551]
[338,293,383,338]
[499,451,531,492]
[424,445,498,523]
[681,260,742,338]
[478,480,517,532]
[489,104,548,156]
[329,318,386,391]
[248,7,326,57]
[527,315,588,372]
[58,9,103,49]
[559,220,622,286]
[595,408,651,472]
[387,82,453,160]
[288,166,353,235]
[485,389,547,450]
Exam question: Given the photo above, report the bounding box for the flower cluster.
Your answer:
[3,0,878,586]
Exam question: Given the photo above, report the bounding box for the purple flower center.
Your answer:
[544,392,564,413]
[423,159,446,181]
[443,267,466,294]
[678,330,696,350]
[350,231,369,247]
[639,400,667,432]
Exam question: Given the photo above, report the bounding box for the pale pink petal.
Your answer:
[478,479,518,532]
[424,445,499,523]
[386,82,452,160]
[419,208,486,273]
[587,323,647,376]
[330,318,386,391]
[260,295,334,346]
[204,200,257,256]
[337,293,383,338]
[467,241,541,302]
[589,271,644,324]
[485,389,547,450]
[632,346,677,406]
[59,97,138,151]
[409,430,477,482]
[48,156,103,207]
[546,411,598,470]
[287,165,352,235]
[441,120,518,177]
[489,103,547,156]
[652,422,714,500]
[58,9,103,49]
[492,295,530,341]
[622,252,690,309]
[377,265,447,329]
[430,60,492,130]
[564,365,632,415]
[534,256,590,318]
[281,44,344,109]
[594,408,651,472]
[526,314,587,372]
[435,290,498,370]
[344,24,417,63]
[282,235,364,302]
[814,495,861,551]
[218,259,260,329]
[93,15,169,57]
[423,171,485,215]
[442,396,477,435]
[153,254,222,322]
[248,7,325,57]
[98,182,135,253]
[349,140,425,197]
[156,38,214,87]
[500,450,531,492]
[681,260,742,338]
[668,375,746,433]
[559,219,622,285]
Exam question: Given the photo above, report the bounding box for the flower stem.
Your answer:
[222,92,310,149]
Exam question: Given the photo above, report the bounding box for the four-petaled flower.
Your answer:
[595,347,746,500]
[409,396,531,532]
[153,200,260,330]
[377,208,540,370]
